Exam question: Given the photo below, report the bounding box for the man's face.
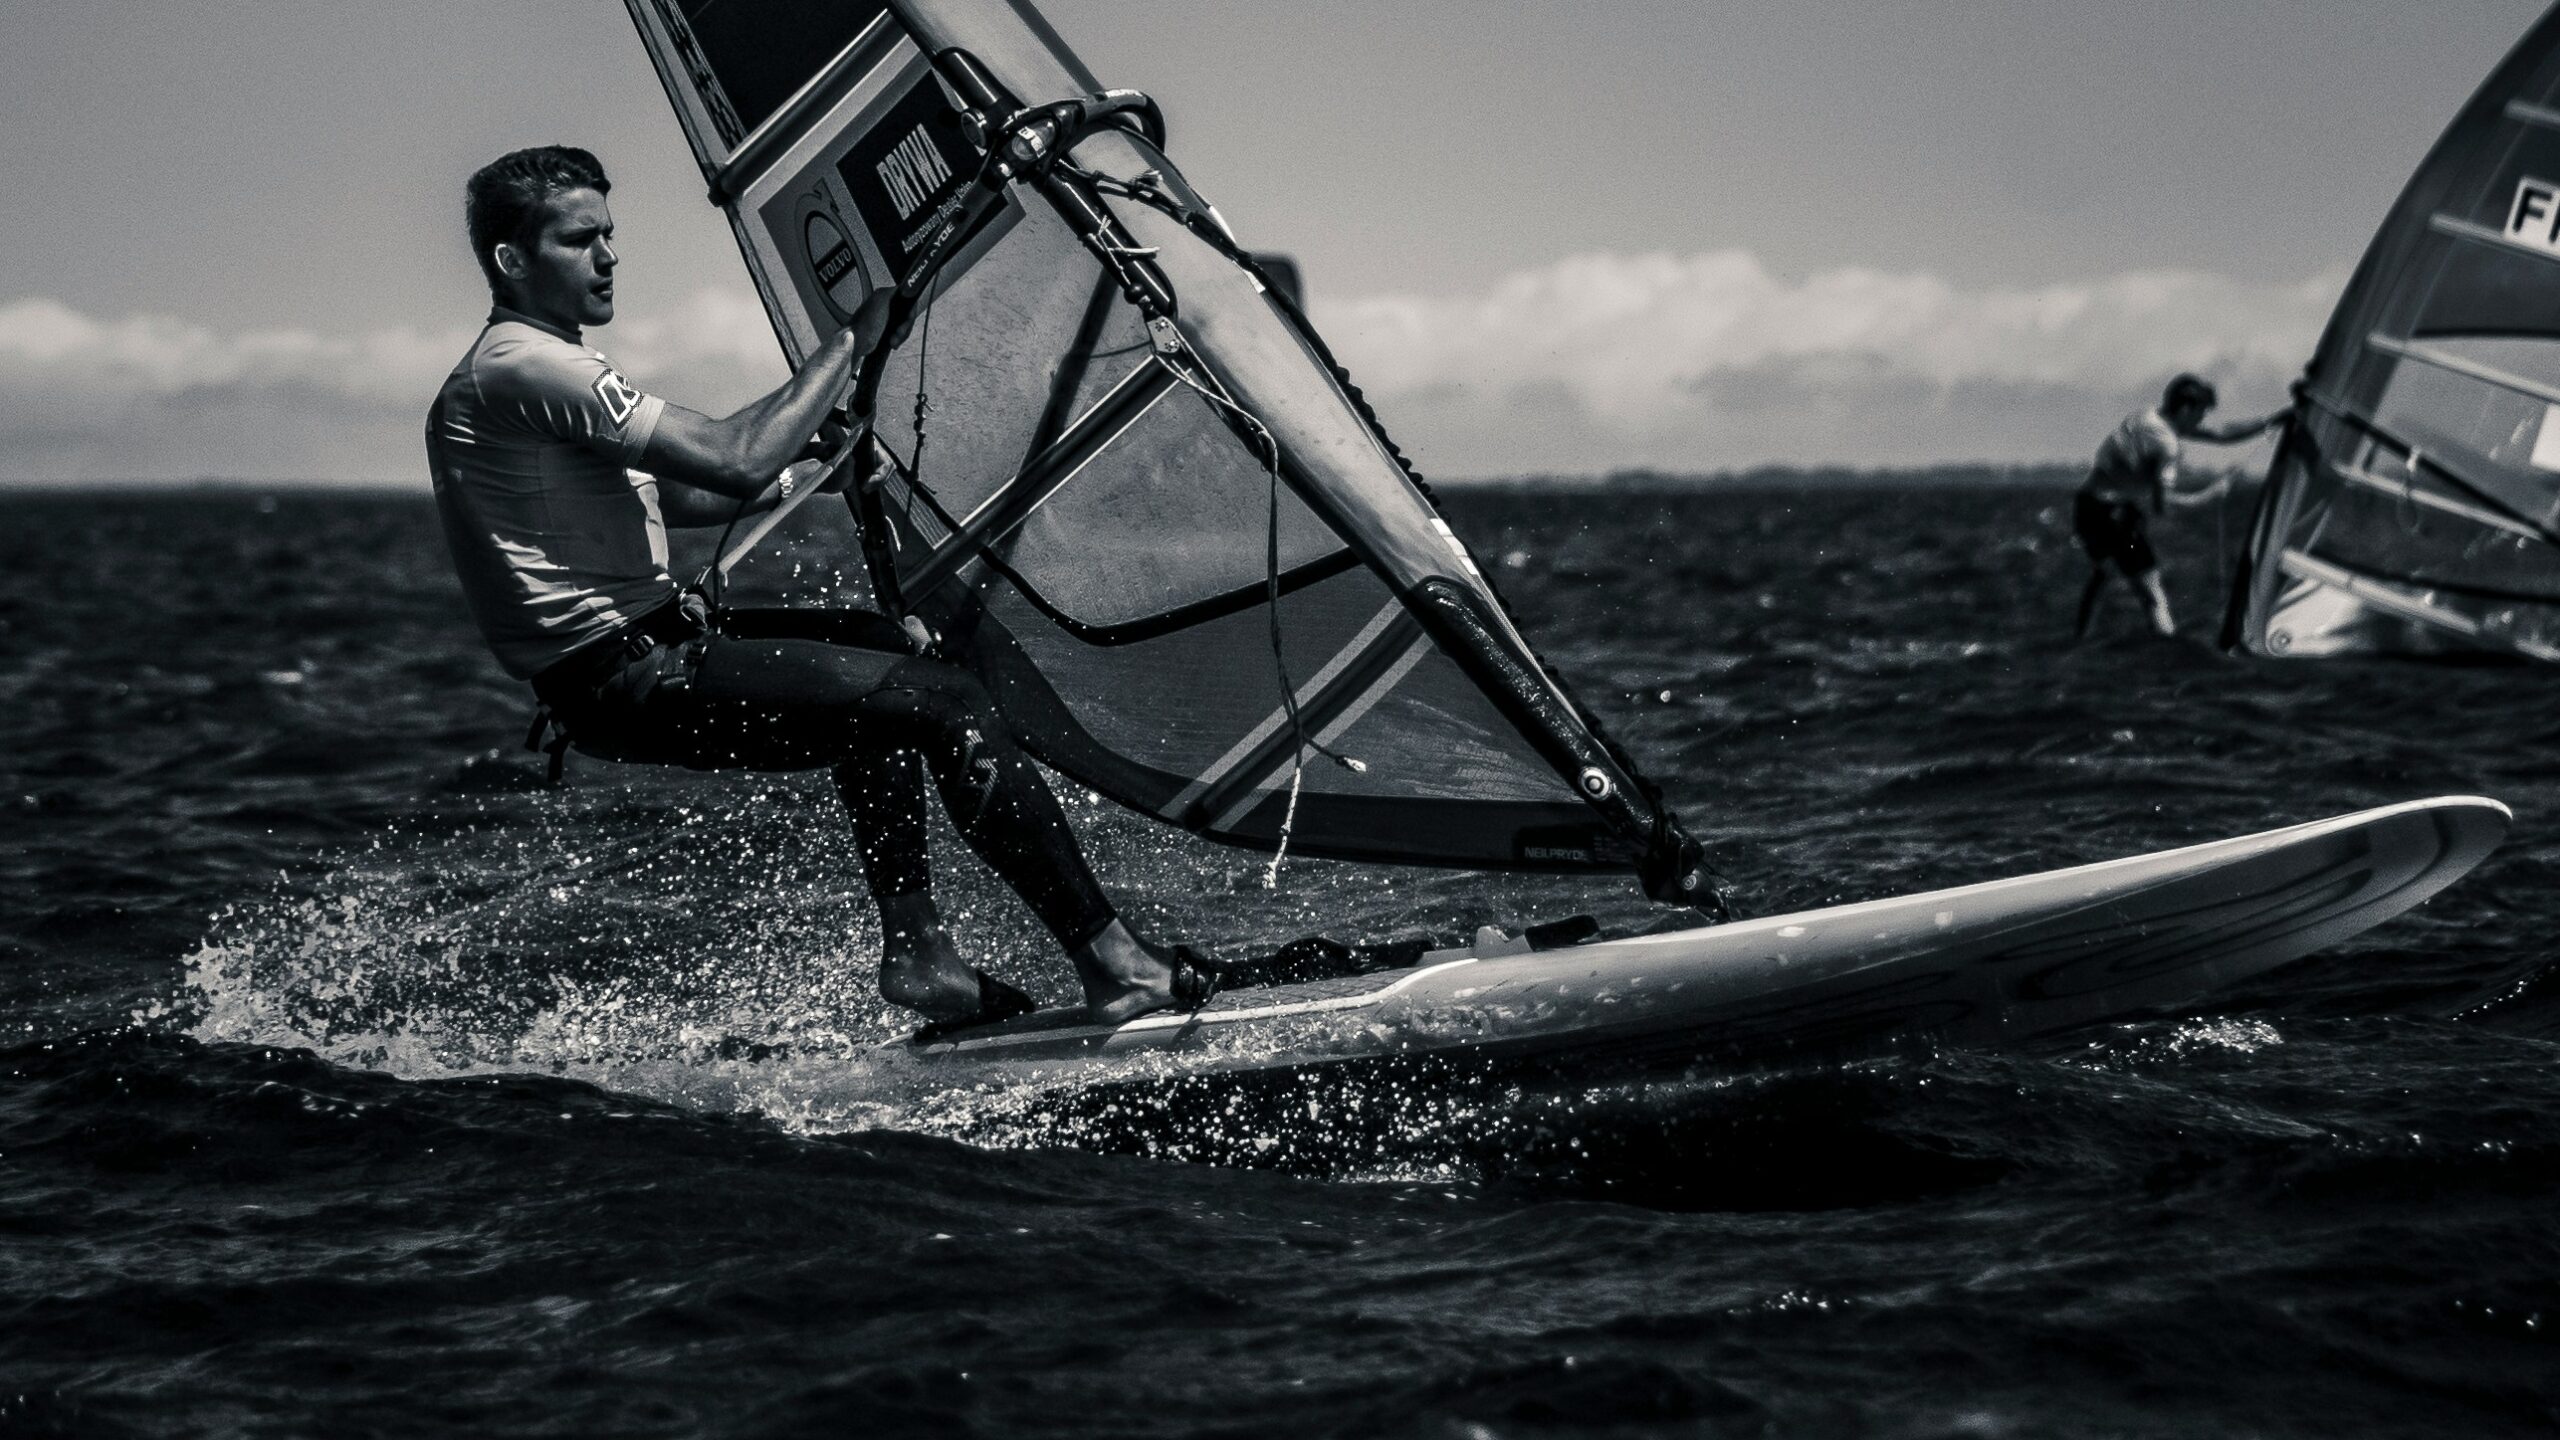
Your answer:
[503,187,618,330]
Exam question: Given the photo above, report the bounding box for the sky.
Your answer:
[0,0,2548,484]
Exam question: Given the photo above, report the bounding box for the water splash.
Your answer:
[145,765,1613,1153]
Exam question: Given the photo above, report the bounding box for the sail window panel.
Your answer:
[986,568,1397,784]
[2275,425,2560,632]
[2368,347,2560,530]
[868,210,1156,528]
[673,0,895,139]
[2304,478,2560,601]
[984,568,1576,812]
[1002,397,1344,628]
[960,589,1612,867]
[1105,193,1463,589]
[2333,443,2549,539]
[2369,359,2536,471]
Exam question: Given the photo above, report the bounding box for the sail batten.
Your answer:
[2504,97,2560,129]
[2425,211,2560,268]
[2283,552,2489,635]
[2368,334,2560,409]
[2332,460,2552,539]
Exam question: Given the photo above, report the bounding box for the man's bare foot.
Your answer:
[875,894,980,1019]
[1070,919,1186,1024]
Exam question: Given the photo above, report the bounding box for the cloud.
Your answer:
[0,253,2338,483]
[0,290,783,484]
[1309,251,2342,476]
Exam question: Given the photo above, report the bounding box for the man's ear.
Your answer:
[493,243,526,281]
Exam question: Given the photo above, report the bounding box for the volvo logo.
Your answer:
[799,204,870,324]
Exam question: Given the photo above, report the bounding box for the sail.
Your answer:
[620,0,1707,893]
[2226,5,2560,660]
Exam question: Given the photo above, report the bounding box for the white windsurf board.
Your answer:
[906,796,2508,1076]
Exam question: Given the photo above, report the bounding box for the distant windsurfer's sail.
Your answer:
[2226,5,2560,660]
[621,0,1713,901]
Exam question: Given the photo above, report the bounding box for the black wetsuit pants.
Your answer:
[533,606,1115,950]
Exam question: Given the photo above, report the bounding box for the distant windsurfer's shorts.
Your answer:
[2073,492,2157,576]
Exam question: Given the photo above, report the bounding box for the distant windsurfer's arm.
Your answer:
[636,292,892,500]
[2190,409,2292,445]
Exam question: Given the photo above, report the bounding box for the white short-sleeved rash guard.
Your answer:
[2082,407,2181,505]
[427,307,674,679]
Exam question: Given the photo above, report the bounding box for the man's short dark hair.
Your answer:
[2162,373,2218,413]
[466,146,610,290]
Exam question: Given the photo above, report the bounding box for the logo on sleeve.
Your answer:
[593,369,644,427]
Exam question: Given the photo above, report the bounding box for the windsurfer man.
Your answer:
[2072,373,2289,639]
[426,146,1205,1030]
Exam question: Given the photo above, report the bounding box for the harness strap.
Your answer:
[523,702,571,786]
[518,593,713,787]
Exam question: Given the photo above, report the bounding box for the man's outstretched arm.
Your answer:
[652,409,857,528]
[638,292,892,499]
[2190,408,2293,445]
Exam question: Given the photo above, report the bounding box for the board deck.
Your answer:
[907,797,2508,1075]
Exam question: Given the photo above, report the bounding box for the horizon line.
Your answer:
[0,460,2118,495]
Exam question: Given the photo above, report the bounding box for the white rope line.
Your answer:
[1146,351,1368,887]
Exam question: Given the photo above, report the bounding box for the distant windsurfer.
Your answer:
[2072,374,2289,639]
[427,146,1207,1030]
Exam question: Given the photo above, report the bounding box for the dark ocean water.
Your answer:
[5,482,2558,1438]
